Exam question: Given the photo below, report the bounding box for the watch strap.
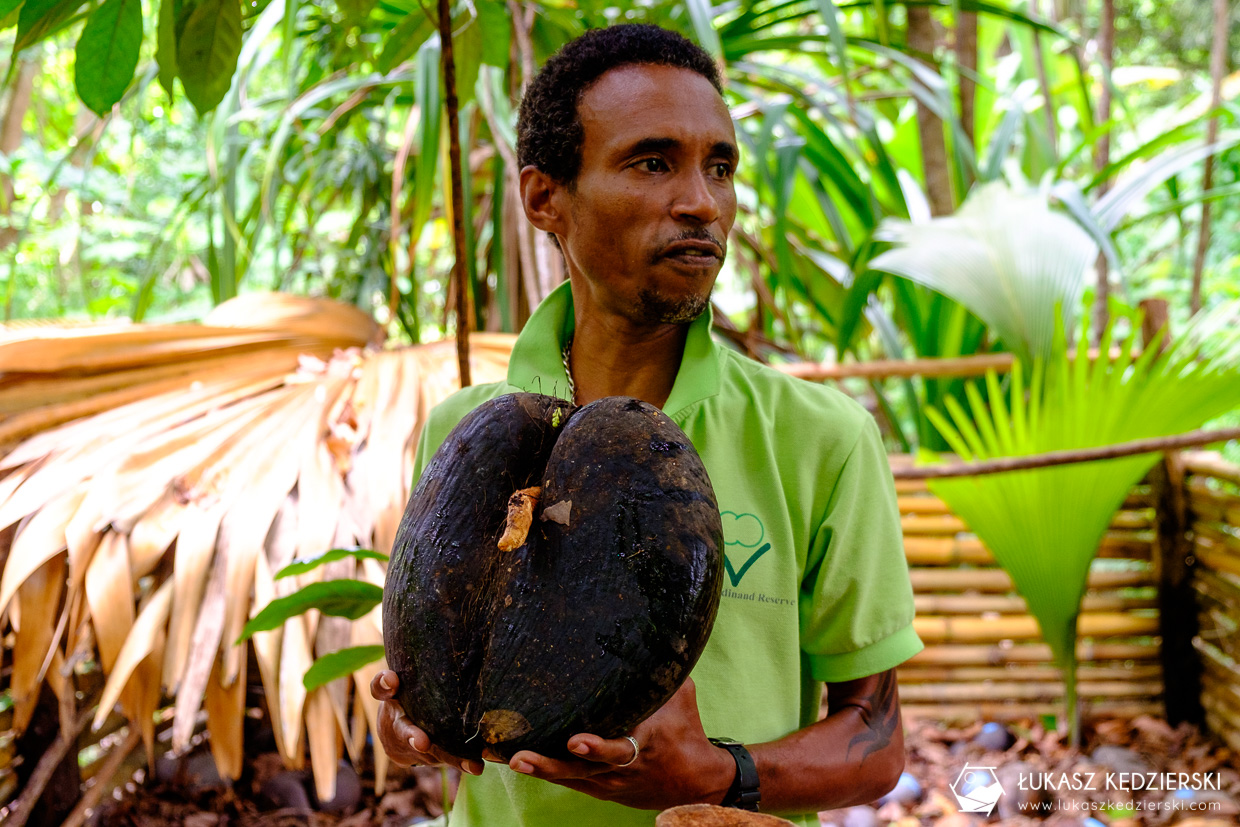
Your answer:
[708,737,760,811]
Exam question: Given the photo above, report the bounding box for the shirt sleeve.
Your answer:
[799,416,923,682]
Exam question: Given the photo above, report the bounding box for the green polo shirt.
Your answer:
[409,281,921,826]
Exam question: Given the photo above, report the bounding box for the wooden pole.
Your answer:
[439,0,472,389]
[892,425,1240,480]
[1141,298,1205,726]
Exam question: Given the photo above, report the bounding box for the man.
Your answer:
[371,24,922,826]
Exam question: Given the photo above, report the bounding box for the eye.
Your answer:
[635,158,669,173]
[709,162,734,179]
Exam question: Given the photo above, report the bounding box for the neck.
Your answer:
[567,303,689,410]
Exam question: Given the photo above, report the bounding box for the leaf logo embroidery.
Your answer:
[724,543,771,588]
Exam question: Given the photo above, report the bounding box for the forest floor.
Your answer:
[83,713,1240,826]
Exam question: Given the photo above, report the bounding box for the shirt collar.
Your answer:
[505,280,721,414]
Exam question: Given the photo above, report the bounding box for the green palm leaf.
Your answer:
[926,303,1240,742]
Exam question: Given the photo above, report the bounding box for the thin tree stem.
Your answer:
[438,0,472,388]
[894,425,1240,480]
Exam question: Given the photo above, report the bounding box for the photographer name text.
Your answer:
[1018,772,1221,792]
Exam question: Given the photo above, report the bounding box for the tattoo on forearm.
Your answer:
[844,670,899,761]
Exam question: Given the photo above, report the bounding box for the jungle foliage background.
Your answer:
[3,0,1237,405]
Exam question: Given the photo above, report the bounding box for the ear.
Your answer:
[519,165,569,238]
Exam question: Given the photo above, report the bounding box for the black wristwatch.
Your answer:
[708,737,760,811]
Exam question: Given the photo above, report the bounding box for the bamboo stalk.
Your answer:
[914,593,1156,615]
[909,567,1152,593]
[1190,498,1240,527]
[898,680,1162,702]
[1187,475,1240,505]
[897,492,1154,514]
[1183,450,1240,488]
[910,642,1159,665]
[1195,540,1240,580]
[1195,522,1240,555]
[778,352,1016,381]
[901,512,1152,535]
[893,426,1240,480]
[902,701,1162,723]
[913,612,1159,643]
[903,533,1152,566]
[897,664,1161,683]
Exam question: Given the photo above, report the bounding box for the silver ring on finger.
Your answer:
[617,735,640,767]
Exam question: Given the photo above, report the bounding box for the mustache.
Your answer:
[655,229,727,261]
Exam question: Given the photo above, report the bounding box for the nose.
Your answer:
[671,169,722,225]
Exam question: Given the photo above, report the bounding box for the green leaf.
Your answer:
[303,645,386,691]
[156,0,179,101]
[377,8,434,74]
[237,580,384,643]
[477,0,510,68]
[74,0,142,116]
[176,0,242,114]
[275,548,389,579]
[14,0,89,53]
[0,0,25,27]
[684,0,722,60]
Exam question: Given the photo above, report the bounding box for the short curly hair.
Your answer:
[516,24,723,185]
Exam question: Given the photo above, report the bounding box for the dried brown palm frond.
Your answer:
[0,293,514,803]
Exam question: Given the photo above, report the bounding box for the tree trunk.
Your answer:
[0,59,38,249]
[1189,0,1228,317]
[956,10,978,152]
[1091,0,1114,341]
[907,6,953,216]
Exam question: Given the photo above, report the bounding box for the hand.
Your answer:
[504,678,735,810]
[369,669,485,776]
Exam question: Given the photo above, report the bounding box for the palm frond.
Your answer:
[925,303,1240,741]
[871,181,1096,364]
[0,294,514,798]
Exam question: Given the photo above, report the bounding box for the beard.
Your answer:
[636,286,711,325]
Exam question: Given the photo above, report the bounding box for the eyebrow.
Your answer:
[623,137,740,165]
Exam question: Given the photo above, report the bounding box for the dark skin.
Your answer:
[371,63,906,813]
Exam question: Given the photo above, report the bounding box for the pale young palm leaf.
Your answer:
[871,181,1097,364]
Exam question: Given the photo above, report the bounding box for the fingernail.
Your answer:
[513,761,533,774]
[379,673,394,691]
[408,736,420,751]
[570,743,589,756]
[466,762,483,776]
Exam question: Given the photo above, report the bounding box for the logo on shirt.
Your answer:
[720,511,770,588]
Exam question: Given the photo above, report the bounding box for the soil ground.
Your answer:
[83,714,1240,826]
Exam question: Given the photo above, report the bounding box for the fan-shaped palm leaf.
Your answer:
[925,303,1240,742]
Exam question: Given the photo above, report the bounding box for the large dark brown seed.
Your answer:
[382,393,723,760]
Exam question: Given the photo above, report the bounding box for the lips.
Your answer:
[659,239,724,262]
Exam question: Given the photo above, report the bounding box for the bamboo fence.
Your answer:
[890,456,1164,723]
[1184,450,1240,753]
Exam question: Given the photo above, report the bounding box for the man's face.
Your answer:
[552,63,738,326]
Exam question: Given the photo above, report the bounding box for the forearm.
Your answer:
[740,670,905,813]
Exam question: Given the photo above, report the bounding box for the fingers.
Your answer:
[508,749,615,780]
[565,734,641,767]
[369,669,399,701]
[373,697,485,776]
